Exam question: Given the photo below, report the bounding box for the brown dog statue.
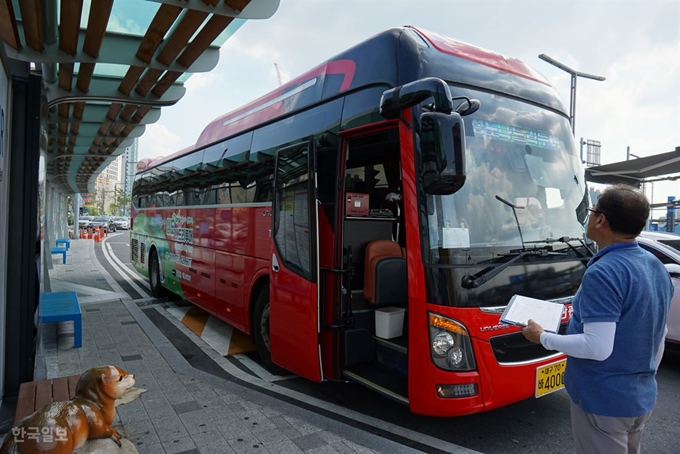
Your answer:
[0,365,135,454]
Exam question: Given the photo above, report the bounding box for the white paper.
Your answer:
[442,227,470,248]
[500,295,564,333]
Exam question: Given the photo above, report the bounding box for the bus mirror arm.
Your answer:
[452,96,481,116]
[380,77,454,119]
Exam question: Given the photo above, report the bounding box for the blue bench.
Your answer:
[56,238,70,251]
[38,292,82,348]
[50,247,67,264]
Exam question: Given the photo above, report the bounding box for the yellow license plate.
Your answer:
[535,359,566,398]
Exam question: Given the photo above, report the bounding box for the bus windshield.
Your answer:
[421,87,589,263]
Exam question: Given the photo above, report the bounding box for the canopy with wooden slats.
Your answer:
[0,0,280,194]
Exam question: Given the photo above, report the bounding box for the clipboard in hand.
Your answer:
[500,295,564,333]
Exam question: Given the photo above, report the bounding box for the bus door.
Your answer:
[269,138,322,382]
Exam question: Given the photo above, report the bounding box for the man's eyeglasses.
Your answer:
[586,208,605,221]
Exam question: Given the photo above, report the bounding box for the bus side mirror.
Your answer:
[420,112,466,195]
[380,78,454,119]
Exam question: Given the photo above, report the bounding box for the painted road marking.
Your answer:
[148,304,481,454]
[102,240,150,297]
[163,301,256,356]
[101,235,257,357]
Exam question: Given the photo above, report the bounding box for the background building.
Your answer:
[94,157,121,215]
[81,138,137,216]
[123,138,139,200]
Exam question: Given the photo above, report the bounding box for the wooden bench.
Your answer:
[55,238,71,251]
[50,247,67,264]
[15,375,80,422]
[38,292,82,348]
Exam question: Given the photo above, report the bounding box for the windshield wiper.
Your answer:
[495,195,526,250]
[525,236,595,261]
[461,246,565,289]
[463,196,593,289]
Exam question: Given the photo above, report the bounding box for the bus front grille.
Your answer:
[489,322,568,363]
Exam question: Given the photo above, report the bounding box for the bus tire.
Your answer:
[149,250,167,298]
[253,287,285,375]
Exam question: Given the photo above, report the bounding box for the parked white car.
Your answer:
[113,216,130,230]
[637,231,680,347]
[78,215,93,229]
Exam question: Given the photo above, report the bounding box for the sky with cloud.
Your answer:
[138,0,679,205]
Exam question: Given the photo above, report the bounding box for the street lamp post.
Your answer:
[538,54,606,136]
[626,146,641,161]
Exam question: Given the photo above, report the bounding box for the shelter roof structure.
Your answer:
[0,0,279,194]
[584,146,680,187]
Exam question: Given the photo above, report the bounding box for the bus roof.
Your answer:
[195,57,357,149]
[141,144,195,170]
[410,26,551,86]
[195,26,562,148]
[143,26,565,173]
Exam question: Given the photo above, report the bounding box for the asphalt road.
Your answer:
[101,232,680,454]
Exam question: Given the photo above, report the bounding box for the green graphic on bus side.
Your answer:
[132,212,187,298]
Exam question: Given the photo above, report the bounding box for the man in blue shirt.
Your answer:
[522,184,673,454]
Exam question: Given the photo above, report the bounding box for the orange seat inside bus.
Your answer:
[363,240,407,306]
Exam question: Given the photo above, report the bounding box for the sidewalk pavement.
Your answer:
[39,237,427,454]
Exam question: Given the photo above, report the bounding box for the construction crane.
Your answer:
[274,62,282,86]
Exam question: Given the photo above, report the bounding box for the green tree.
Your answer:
[110,188,132,215]
[94,186,107,214]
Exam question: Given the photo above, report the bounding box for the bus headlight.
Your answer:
[448,347,464,366]
[432,332,454,355]
[428,312,476,371]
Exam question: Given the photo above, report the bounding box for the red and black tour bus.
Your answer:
[131,26,591,416]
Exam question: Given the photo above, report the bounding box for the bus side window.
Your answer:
[251,158,275,203]
[156,192,167,208]
[231,182,247,203]
[187,188,202,206]
[202,187,217,205]
[169,191,182,207]
[245,181,256,203]
[216,183,231,204]
[254,178,273,203]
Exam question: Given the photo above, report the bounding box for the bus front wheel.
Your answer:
[253,287,285,375]
[149,250,167,298]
